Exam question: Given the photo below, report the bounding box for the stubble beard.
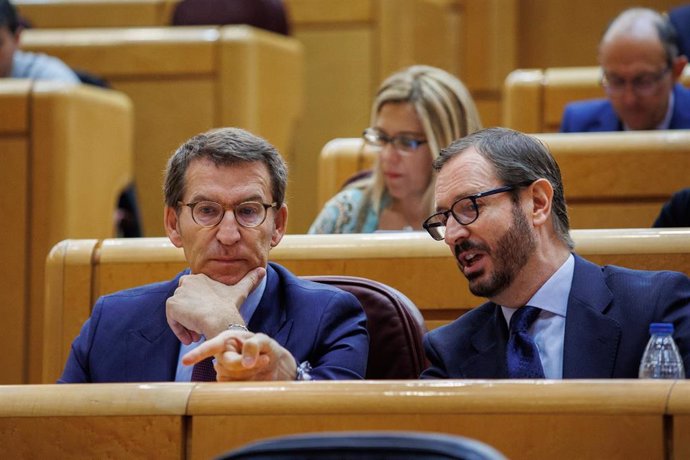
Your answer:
[466,203,536,298]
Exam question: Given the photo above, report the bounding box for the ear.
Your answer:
[164,205,184,248]
[528,179,553,228]
[672,56,688,80]
[270,203,288,248]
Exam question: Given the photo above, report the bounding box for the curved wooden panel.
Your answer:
[316,131,690,229]
[0,81,133,384]
[42,229,690,382]
[504,65,690,133]
[22,25,304,236]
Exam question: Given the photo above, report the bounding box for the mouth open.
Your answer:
[458,251,485,278]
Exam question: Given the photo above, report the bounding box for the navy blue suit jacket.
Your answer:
[560,84,690,132]
[421,255,690,379]
[654,187,690,228]
[59,263,369,382]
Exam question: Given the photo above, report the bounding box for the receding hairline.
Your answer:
[601,8,665,45]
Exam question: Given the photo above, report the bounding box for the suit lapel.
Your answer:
[126,275,182,382]
[247,264,293,346]
[563,256,621,378]
[462,305,510,378]
[670,84,690,128]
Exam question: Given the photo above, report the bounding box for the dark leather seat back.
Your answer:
[171,0,290,36]
[305,275,427,379]
[219,431,507,459]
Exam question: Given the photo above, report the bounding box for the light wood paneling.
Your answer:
[316,131,690,229]
[21,26,304,236]
[0,80,133,384]
[186,380,671,460]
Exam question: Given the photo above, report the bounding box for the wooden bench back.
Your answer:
[21,25,304,236]
[503,66,690,133]
[43,229,690,383]
[316,131,690,229]
[0,80,133,384]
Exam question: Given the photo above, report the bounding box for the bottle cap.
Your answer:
[649,323,674,334]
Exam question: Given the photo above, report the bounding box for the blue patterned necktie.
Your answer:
[507,306,545,378]
[191,357,217,382]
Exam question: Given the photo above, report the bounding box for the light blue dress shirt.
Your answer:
[174,274,268,382]
[501,254,574,379]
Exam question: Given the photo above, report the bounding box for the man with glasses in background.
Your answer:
[59,127,368,383]
[560,7,690,132]
[420,127,690,379]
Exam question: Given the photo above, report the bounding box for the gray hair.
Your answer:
[163,127,287,208]
[601,8,679,67]
[435,127,574,249]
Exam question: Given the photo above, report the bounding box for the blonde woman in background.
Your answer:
[309,65,482,233]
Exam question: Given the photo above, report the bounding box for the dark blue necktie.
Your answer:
[507,306,545,378]
[191,357,217,382]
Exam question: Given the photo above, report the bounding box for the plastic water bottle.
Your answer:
[638,323,685,379]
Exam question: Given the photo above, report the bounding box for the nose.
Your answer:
[215,209,241,245]
[619,83,639,106]
[380,141,403,162]
[443,216,470,247]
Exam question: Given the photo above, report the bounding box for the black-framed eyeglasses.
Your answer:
[178,200,278,228]
[600,66,670,97]
[422,181,534,241]
[362,127,428,155]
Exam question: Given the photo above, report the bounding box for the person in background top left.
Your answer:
[0,0,79,82]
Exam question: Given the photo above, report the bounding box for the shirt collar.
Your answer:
[240,269,268,324]
[501,253,574,321]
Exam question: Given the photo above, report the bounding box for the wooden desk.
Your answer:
[187,380,672,460]
[1,380,682,459]
[0,79,132,384]
[0,383,192,459]
[668,380,690,459]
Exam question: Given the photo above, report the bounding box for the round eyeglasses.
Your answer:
[601,67,670,97]
[423,181,534,241]
[362,127,428,155]
[179,200,278,228]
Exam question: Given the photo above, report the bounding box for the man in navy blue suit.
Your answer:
[420,128,690,379]
[60,128,368,383]
[561,8,690,132]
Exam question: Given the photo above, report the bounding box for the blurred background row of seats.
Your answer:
[14,0,689,233]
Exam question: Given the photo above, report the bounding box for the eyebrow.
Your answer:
[373,127,426,138]
[187,193,266,205]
